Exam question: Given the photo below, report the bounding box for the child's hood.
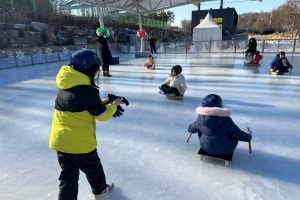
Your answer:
[196,107,231,128]
[56,65,91,89]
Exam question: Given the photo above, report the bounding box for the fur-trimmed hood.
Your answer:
[196,107,231,117]
[195,107,231,129]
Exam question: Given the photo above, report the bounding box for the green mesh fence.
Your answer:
[0,0,53,12]
[110,15,170,28]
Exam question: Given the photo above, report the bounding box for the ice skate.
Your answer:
[94,183,114,200]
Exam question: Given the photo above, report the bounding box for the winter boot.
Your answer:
[94,183,114,200]
[103,72,106,77]
[106,71,112,77]
[284,67,289,72]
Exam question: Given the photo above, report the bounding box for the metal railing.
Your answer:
[1,39,300,69]
[108,15,171,28]
[1,0,53,12]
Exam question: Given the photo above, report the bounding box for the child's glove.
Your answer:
[247,131,252,136]
[108,94,129,106]
[113,105,124,117]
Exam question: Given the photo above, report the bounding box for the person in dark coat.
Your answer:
[97,31,113,77]
[269,51,293,73]
[245,38,257,56]
[148,34,157,54]
[188,94,252,156]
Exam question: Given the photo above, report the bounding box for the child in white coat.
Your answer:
[159,65,187,97]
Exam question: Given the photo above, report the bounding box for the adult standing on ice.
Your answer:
[49,50,126,200]
[97,31,113,77]
[148,34,157,54]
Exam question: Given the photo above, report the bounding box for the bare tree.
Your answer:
[181,19,191,33]
[51,0,71,14]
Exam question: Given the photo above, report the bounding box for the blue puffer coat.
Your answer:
[270,53,292,69]
[188,107,252,156]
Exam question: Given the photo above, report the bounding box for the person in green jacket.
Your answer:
[49,50,125,200]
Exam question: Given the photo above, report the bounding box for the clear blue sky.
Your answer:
[168,0,287,27]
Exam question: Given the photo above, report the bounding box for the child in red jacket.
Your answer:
[144,54,155,69]
[249,51,263,64]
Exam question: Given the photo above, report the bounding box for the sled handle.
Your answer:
[247,127,252,153]
[186,132,193,143]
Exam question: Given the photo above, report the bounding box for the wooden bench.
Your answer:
[198,148,233,167]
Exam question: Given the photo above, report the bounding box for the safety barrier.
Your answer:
[1,39,300,69]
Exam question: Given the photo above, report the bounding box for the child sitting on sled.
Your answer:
[244,37,257,56]
[269,51,293,73]
[187,94,252,156]
[244,51,262,65]
[144,54,155,69]
[247,51,262,64]
[159,65,187,98]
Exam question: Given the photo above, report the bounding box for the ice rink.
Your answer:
[0,53,300,200]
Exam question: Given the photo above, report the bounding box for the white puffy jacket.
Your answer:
[163,73,187,95]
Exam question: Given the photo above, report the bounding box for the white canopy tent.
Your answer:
[193,12,222,42]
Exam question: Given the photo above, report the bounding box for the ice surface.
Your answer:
[0,53,300,200]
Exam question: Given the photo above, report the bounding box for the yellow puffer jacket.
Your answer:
[49,65,117,154]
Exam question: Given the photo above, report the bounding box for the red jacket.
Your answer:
[250,55,263,64]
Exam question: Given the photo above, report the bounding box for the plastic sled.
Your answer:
[166,95,184,100]
[244,61,260,66]
[269,71,285,75]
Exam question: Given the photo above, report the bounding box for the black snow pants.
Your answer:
[161,84,180,96]
[57,149,107,200]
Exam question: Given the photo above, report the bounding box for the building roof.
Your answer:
[61,0,215,15]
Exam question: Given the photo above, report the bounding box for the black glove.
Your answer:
[113,105,124,118]
[108,94,129,106]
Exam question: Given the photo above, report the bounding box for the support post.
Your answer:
[10,0,14,9]
[138,14,144,52]
[95,0,104,28]
[32,0,36,11]
[220,0,223,9]
[247,22,249,36]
